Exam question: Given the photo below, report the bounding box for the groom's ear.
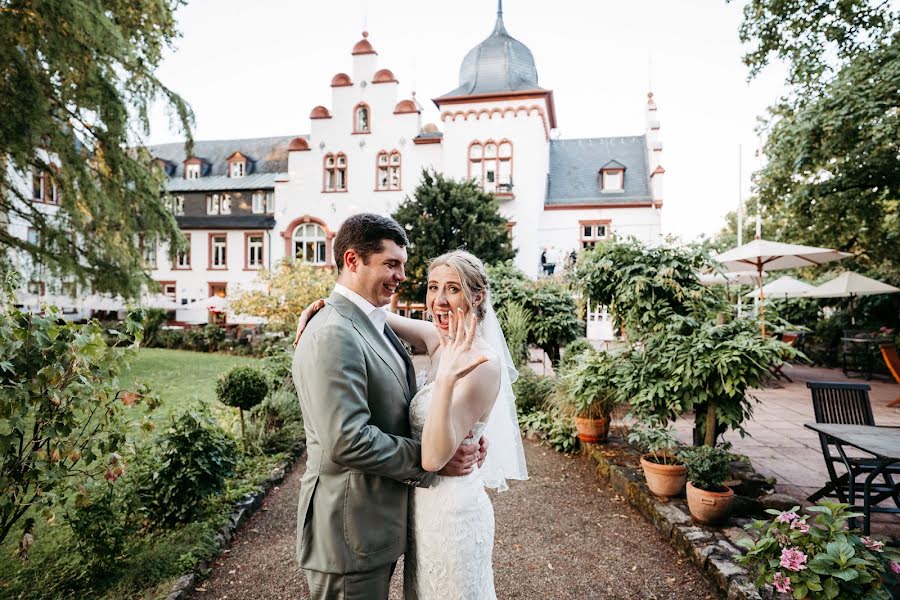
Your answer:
[343,249,360,273]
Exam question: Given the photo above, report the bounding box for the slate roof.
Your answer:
[148,135,303,179]
[546,136,651,205]
[437,12,541,99]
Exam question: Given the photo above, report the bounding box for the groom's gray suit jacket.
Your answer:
[292,291,434,574]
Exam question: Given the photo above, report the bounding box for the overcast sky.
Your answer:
[147,0,788,242]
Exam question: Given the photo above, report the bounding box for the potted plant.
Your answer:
[558,349,621,443]
[628,418,686,497]
[737,502,900,599]
[681,443,736,525]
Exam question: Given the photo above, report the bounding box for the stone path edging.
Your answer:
[164,442,307,600]
[584,439,776,600]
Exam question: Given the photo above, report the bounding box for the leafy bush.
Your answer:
[65,482,137,580]
[680,443,734,491]
[627,418,682,465]
[135,410,238,526]
[141,308,169,346]
[216,366,270,411]
[519,408,578,453]
[558,348,620,419]
[248,388,305,454]
[512,368,555,415]
[0,282,156,545]
[737,502,900,599]
[498,302,532,367]
[557,338,593,373]
[154,328,187,349]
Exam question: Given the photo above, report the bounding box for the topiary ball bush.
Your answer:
[216,365,269,411]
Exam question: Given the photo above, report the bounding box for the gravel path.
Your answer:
[196,440,720,599]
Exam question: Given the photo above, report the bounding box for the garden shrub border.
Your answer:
[582,436,799,600]
[164,440,306,600]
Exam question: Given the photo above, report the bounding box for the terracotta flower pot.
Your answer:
[574,415,611,444]
[686,482,735,525]
[639,454,687,498]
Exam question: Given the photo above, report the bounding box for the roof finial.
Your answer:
[493,0,508,34]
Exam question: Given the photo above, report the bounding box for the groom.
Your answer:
[292,213,484,599]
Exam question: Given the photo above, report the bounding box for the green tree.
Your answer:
[0,0,193,296]
[0,277,158,545]
[229,259,336,333]
[733,0,899,287]
[393,169,515,301]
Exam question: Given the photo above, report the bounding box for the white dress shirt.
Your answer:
[333,283,407,375]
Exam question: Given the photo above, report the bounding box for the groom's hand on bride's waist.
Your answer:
[436,435,488,477]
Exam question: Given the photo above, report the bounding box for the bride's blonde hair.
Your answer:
[428,250,490,321]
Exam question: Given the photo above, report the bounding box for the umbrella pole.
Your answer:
[758,267,766,336]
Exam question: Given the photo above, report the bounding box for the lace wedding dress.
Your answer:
[404,377,497,600]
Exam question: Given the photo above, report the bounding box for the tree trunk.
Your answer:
[239,408,246,453]
[705,400,717,446]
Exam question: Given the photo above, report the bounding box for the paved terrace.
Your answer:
[675,365,900,535]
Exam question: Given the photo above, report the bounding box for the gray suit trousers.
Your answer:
[304,563,396,600]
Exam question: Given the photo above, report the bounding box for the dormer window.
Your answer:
[185,163,201,179]
[600,161,625,192]
[354,103,370,133]
[230,161,245,177]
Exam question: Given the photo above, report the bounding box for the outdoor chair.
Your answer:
[882,344,900,408]
[807,381,900,506]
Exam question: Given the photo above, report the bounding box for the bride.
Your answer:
[295,250,527,599]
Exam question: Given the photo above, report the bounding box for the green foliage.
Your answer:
[184,324,227,353]
[134,409,238,526]
[573,238,714,339]
[141,308,169,346]
[488,262,582,363]
[247,388,305,455]
[557,338,593,373]
[229,260,336,333]
[497,302,531,367]
[557,348,620,419]
[0,0,193,296]
[511,368,555,416]
[737,502,900,599]
[627,418,682,465]
[518,408,578,454]
[64,481,137,581]
[0,281,157,545]
[393,169,516,301]
[617,315,793,439]
[680,443,735,491]
[216,366,269,412]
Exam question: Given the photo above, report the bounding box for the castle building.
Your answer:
[146,4,664,322]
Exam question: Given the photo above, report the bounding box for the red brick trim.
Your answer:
[280,215,335,265]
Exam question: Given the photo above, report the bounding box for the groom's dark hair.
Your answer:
[333,213,409,273]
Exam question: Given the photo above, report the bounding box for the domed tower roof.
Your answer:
[438,0,541,99]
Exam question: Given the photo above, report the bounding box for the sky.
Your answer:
[147,0,789,242]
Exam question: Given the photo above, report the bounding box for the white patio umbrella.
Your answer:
[805,272,900,324]
[744,275,818,301]
[79,294,126,312]
[713,239,851,334]
[191,295,229,312]
[699,270,763,287]
[139,294,181,311]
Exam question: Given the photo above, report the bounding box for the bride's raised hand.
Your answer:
[434,307,488,382]
[293,298,326,348]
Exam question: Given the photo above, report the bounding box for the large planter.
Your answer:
[574,415,611,444]
[686,482,735,525]
[639,454,687,498]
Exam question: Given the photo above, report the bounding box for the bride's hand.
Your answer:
[293,299,326,348]
[434,307,488,382]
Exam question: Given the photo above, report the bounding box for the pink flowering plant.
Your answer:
[737,501,900,599]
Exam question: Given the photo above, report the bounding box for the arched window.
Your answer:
[292,223,328,264]
[468,140,513,194]
[324,153,348,192]
[354,103,370,133]
[375,150,401,190]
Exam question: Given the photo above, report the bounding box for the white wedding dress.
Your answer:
[404,377,497,600]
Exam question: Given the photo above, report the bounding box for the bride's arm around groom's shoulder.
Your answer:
[384,311,441,356]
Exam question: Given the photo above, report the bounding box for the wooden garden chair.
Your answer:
[881,344,900,408]
[807,381,900,507]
